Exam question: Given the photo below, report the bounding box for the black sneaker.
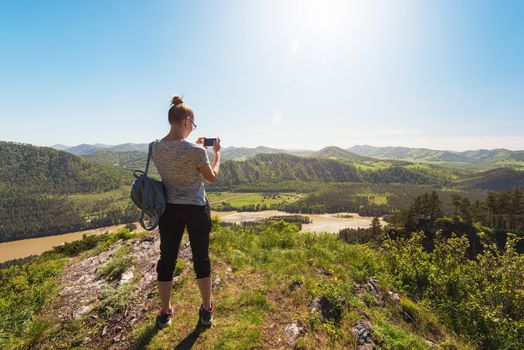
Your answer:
[156,307,172,329]
[199,302,215,326]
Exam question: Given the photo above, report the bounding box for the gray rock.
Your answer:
[120,270,134,284]
[387,291,400,304]
[365,277,382,302]
[284,320,306,346]
[289,280,305,291]
[212,274,222,290]
[140,235,155,243]
[351,320,373,345]
[355,277,385,306]
[73,304,92,320]
[179,245,192,260]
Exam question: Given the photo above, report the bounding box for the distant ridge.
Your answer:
[348,145,524,167]
[54,143,149,155]
[310,146,374,163]
[50,142,524,173]
[51,143,312,159]
[50,143,71,151]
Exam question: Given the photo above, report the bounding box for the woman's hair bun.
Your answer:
[171,96,184,107]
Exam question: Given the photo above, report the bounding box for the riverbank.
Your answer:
[0,211,383,263]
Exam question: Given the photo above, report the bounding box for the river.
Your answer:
[0,211,382,263]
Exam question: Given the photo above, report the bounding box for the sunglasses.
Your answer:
[188,117,197,129]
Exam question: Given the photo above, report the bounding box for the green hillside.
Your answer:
[456,168,524,191]
[213,153,454,189]
[85,150,160,176]
[85,149,451,188]
[0,141,139,242]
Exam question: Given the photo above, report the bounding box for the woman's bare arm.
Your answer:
[198,138,221,183]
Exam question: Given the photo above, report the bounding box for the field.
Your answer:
[207,192,302,210]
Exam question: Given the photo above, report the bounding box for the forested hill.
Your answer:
[0,141,138,242]
[457,168,524,191]
[213,153,447,188]
[0,141,131,194]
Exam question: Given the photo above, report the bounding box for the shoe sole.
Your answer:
[157,319,172,329]
[200,316,213,326]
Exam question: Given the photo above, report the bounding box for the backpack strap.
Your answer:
[144,140,158,176]
[138,210,160,231]
[139,139,161,231]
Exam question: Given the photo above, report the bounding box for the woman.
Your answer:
[151,95,221,329]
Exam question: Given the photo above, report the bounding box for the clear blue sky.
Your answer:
[0,0,523,151]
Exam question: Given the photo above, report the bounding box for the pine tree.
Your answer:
[370,216,382,236]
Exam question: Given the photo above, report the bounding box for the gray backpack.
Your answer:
[130,140,166,230]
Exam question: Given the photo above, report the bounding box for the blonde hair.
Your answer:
[168,96,194,125]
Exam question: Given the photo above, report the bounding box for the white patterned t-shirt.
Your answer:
[151,139,210,206]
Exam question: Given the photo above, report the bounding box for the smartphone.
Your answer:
[204,138,217,147]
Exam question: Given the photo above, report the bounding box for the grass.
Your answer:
[96,245,134,281]
[206,191,255,203]
[123,221,468,349]
[374,318,433,349]
[356,191,389,206]
[98,282,134,318]
[3,221,472,349]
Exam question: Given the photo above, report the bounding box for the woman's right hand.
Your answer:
[213,137,221,153]
[196,137,205,147]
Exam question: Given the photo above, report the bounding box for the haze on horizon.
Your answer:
[0,0,523,151]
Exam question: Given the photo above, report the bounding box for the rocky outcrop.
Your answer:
[49,232,193,349]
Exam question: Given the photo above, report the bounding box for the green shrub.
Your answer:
[115,228,134,240]
[384,233,524,348]
[98,283,133,318]
[52,233,107,256]
[259,220,299,249]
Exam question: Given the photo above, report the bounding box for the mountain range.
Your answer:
[2,139,524,243]
[44,142,524,191]
[52,142,524,168]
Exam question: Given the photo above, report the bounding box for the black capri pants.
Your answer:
[156,202,212,281]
